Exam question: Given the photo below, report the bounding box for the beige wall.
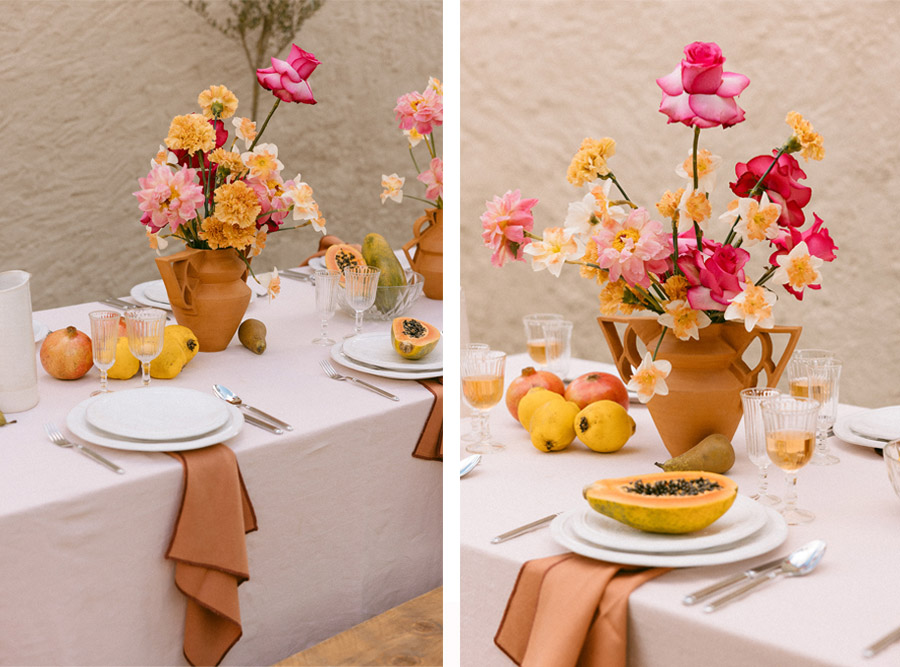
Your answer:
[461,0,900,406]
[1,0,441,309]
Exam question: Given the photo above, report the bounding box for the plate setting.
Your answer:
[341,332,443,372]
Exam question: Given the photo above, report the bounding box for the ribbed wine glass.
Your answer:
[125,308,166,387]
[343,266,381,338]
[88,311,120,396]
[312,269,341,345]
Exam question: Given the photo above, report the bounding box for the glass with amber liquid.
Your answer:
[788,356,842,466]
[522,314,563,368]
[761,395,819,524]
[462,349,506,453]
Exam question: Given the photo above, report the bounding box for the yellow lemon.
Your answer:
[517,387,566,430]
[575,400,636,453]
[107,337,140,380]
[530,400,580,452]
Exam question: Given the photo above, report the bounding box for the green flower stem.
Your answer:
[610,199,638,209]
[425,133,436,160]
[403,195,438,206]
[608,172,632,203]
[652,327,668,361]
[725,143,790,246]
[671,218,682,276]
[755,265,777,287]
[523,230,543,241]
[248,98,281,152]
[691,126,701,191]
[693,220,703,247]
[409,147,421,174]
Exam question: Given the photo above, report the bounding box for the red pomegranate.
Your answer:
[505,366,565,419]
[564,371,629,411]
[40,326,93,380]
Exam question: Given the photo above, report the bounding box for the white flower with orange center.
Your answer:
[247,228,267,258]
[231,116,257,150]
[381,173,405,203]
[522,226,584,277]
[427,77,442,96]
[657,299,712,341]
[720,193,782,246]
[404,127,425,147]
[241,143,284,181]
[725,283,777,331]
[675,149,722,193]
[772,241,823,292]
[266,267,281,302]
[145,228,168,254]
[285,177,319,221]
[677,188,712,232]
[626,352,672,404]
[151,144,177,169]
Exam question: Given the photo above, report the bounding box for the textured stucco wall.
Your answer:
[461,0,900,406]
[0,0,441,309]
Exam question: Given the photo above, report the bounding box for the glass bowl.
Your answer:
[885,441,900,501]
[339,270,424,321]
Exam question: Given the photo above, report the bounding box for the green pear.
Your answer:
[654,433,735,474]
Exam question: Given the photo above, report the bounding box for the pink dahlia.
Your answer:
[481,189,539,267]
[134,164,204,233]
[394,87,443,136]
[593,208,671,288]
[417,157,443,201]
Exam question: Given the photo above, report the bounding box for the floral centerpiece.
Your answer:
[480,42,836,454]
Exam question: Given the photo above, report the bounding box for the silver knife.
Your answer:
[344,376,400,401]
[682,555,785,605]
[280,270,313,283]
[243,413,284,435]
[491,513,560,544]
[864,623,900,658]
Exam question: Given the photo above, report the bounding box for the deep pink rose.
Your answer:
[256,44,319,105]
[656,41,750,129]
[681,242,750,311]
[731,152,812,228]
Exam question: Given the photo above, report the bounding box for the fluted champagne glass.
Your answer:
[89,310,120,396]
[312,269,341,345]
[125,308,166,387]
[522,313,563,368]
[461,343,490,444]
[761,395,819,524]
[789,357,842,465]
[740,388,780,505]
[462,349,506,453]
[343,266,380,338]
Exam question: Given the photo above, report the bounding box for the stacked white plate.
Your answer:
[330,332,442,379]
[551,495,788,567]
[130,279,261,310]
[834,406,900,448]
[66,387,243,451]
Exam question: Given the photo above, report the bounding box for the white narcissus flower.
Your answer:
[657,300,712,341]
[675,149,722,194]
[380,173,405,204]
[718,193,782,247]
[724,283,777,332]
[522,227,585,277]
[772,241,824,292]
[626,352,672,404]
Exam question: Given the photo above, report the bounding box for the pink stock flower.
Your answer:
[730,152,812,228]
[481,190,539,267]
[593,208,671,289]
[682,242,751,311]
[394,87,443,136]
[256,44,319,104]
[656,41,750,129]
[134,164,205,233]
[417,157,443,200]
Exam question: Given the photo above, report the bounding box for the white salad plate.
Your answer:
[834,410,890,449]
[550,505,787,568]
[571,495,768,554]
[84,387,232,441]
[846,406,900,442]
[130,280,173,310]
[330,342,441,380]
[342,332,443,372]
[33,320,49,344]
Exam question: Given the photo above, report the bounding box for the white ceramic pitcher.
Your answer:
[0,270,39,412]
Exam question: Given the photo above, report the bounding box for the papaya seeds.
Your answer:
[238,319,267,354]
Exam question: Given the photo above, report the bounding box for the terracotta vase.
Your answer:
[597,314,803,457]
[155,247,251,353]
[402,208,443,300]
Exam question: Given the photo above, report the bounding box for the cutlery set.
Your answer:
[319,359,399,401]
[279,268,315,283]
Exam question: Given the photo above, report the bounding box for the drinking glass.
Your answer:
[522,313,563,368]
[125,308,166,387]
[885,441,900,502]
[312,269,341,345]
[788,356,842,465]
[461,343,490,445]
[761,395,819,524]
[739,388,780,506]
[543,319,573,379]
[343,266,381,338]
[462,349,506,453]
[88,310,120,396]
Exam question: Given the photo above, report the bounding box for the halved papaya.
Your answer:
[391,317,440,360]
[582,471,738,534]
[324,244,366,283]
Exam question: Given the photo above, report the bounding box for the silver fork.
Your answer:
[44,423,125,474]
[319,360,399,401]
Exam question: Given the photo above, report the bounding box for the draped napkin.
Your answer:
[298,235,360,267]
[412,378,442,461]
[495,553,670,667]
[166,445,258,667]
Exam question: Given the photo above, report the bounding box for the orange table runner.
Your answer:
[412,378,442,461]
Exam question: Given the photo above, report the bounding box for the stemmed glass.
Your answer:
[312,269,341,345]
[462,349,506,453]
[88,310,120,396]
[761,395,820,524]
[789,356,842,465]
[343,266,381,338]
[125,308,166,387]
[522,313,563,369]
[740,388,781,506]
[461,343,490,444]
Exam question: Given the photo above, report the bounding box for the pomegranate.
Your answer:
[564,371,629,411]
[40,326,93,380]
[505,366,565,419]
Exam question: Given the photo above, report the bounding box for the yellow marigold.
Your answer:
[165,113,216,155]
[785,111,824,161]
[198,215,257,250]
[213,181,261,228]
[567,137,616,187]
[598,279,638,315]
[578,238,609,284]
[209,148,248,179]
[198,85,238,119]
[663,275,690,301]
[684,190,711,223]
[656,188,685,220]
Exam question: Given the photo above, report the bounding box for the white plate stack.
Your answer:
[834,406,900,448]
[330,332,442,380]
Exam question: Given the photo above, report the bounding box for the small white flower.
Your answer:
[724,283,777,332]
[522,227,585,277]
[772,241,823,292]
[626,352,672,404]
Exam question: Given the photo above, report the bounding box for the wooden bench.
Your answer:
[275,587,442,666]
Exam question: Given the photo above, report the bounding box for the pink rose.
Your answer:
[256,44,319,105]
[682,242,750,310]
[656,41,750,129]
[731,152,812,228]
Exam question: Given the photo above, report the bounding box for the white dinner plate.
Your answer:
[330,342,442,380]
[846,406,900,442]
[130,280,173,310]
[342,332,443,372]
[84,388,231,441]
[550,505,787,568]
[33,320,49,344]
[833,411,887,449]
[67,398,243,452]
[572,495,768,554]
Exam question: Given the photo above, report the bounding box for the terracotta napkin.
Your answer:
[412,378,442,461]
[166,445,258,667]
[495,553,669,667]
[298,235,360,267]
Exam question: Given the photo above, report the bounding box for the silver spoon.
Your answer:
[460,454,481,478]
[212,384,294,431]
[704,539,827,612]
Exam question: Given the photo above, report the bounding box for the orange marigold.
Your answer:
[213,181,261,228]
[164,113,216,155]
